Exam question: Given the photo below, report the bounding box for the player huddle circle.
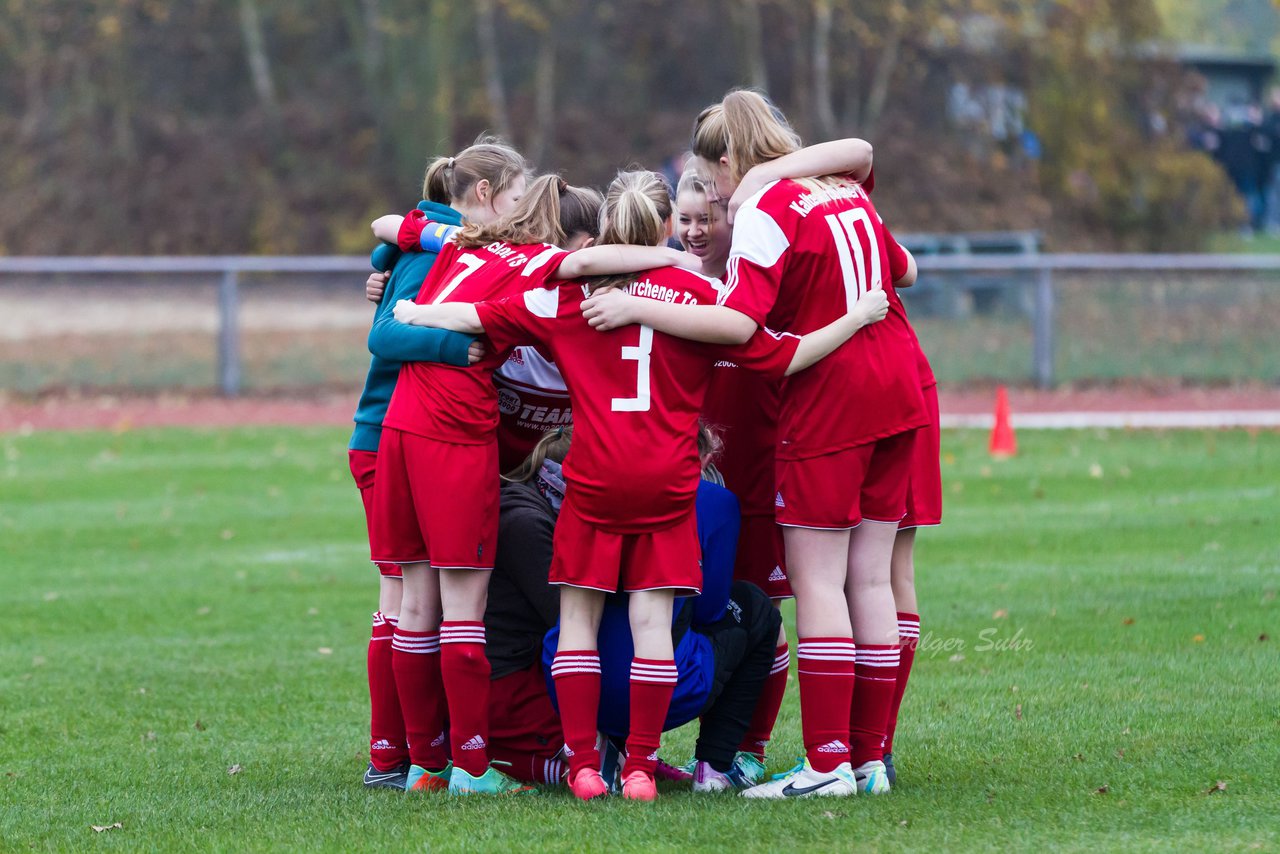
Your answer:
[349,88,940,801]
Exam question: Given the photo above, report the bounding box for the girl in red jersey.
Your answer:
[692,90,927,798]
[352,140,527,790]
[369,175,697,796]
[585,92,924,797]
[393,168,890,801]
[727,150,935,789]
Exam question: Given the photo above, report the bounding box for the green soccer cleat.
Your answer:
[731,751,768,786]
[448,764,537,795]
[405,762,451,792]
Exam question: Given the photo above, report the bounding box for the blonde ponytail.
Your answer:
[583,170,673,294]
[454,175,603,250]
[419,137,528,209]
[692,89,802,185]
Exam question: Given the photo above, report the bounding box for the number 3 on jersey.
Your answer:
[611,325,653,412]
[825,208,882,310]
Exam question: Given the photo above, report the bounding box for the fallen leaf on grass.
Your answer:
[1122,617,1135,626]
[1116,749,1125,759]
[899,820,909,827]
[1072,753,1085,762]
[1192,634,1205,643]
[1260,634,1269,642]
[1095,785,1109,795]
[91,823,122,833]
[1206,780,1227,794]
[317,647,333,656]
[992,609,1008,619]
[1015,704,1022,720]
[949,653,965,662]
[194,720,205,731]
[822,811,835,819]
[228,765,242,775]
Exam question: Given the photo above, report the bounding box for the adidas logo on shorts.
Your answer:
[460,735,486,750]
[815,740,848,754]
[430,731,447,748]
[775,491,786,508]
[768,566,787,583]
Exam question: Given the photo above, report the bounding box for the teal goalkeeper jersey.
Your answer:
[349,201,472,452]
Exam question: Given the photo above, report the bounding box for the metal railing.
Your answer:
[2,254,1278,394]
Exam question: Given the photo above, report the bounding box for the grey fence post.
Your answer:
[1032,264,1055,389]
[218,269,241,396]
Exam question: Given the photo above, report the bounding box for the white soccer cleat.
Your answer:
[739,758,856,799]
[852,759,891,794]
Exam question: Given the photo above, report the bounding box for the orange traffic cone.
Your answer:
[989,385,1017,458]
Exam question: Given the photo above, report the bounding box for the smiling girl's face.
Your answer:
[675,189,731,278]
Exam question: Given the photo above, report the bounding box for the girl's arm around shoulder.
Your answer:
[580,270,756,345]
[728,137,873,222]
[393,300,485,334]
[783,288,889,375]
[553,244,701,279]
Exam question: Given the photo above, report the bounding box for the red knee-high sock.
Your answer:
[551,650,601,779]
[796,638,856,773]
[368,612,409,770]
[884,612,919,754]
[440,621,491,777]
[391,627,447,770]
[623,658,677,779]
[849,643,900,767]
[739,642,790,759]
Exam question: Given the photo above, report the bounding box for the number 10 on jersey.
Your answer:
[825,208,882,311]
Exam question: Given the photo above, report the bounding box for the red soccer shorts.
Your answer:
[348,449,402,578]
[550,498,702,595]
[488,662,564,782]
[735,514,792,599]
[901,384,942,529]
[775,429,919,529]
[369,429,499,569]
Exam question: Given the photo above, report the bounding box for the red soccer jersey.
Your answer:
[382,240,569,443]
[702,361,779,519]
[477,267,800,533]
[720,178,927,458]
[493,346,572,472]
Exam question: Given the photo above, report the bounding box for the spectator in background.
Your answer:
[1263,89,1280,235]
[1214,101,1271,236]
[1185,101,1222,155]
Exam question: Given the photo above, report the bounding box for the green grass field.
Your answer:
[1,426,1277,852]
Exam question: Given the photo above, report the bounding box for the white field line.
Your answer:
[941,411,1280,429]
